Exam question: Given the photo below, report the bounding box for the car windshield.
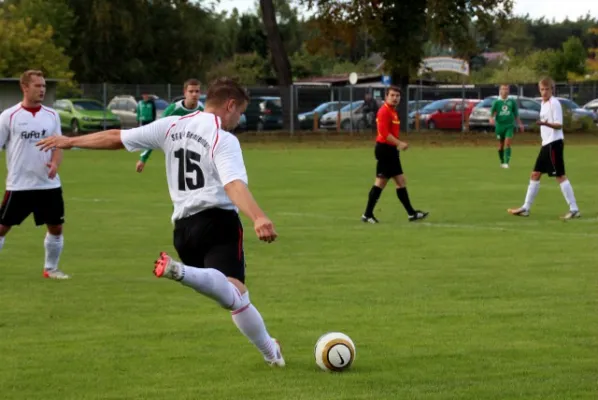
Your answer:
[479,97,497,107]
[72,100,105,111]
[154,99,169,110]
[341,101,364,111]
[420,101,448,113]
[315,102,343,113]
[558,98,580,110]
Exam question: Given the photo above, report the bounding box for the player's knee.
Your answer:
[230,290,251,312]
[530,172,541,180]
[47,224,63,236]
[374,177,387,189]
[0,225,10,236]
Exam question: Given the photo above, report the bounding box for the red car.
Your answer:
[415,98,481,130]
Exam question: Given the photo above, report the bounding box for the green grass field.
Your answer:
[1,138,597,399]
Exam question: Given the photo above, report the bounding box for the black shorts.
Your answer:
[375,142,403,178]
[173,208,246,283]
[0,187,65,227]
[533,139,565,177]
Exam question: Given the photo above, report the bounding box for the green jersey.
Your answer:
[490,98,519,128]
[139,100,204,162]
[136,100,156,123]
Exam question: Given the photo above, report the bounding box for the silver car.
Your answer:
[469,96,541,131]
[107,95,169,129]
[534,97,598,124]
[319,101,366,130]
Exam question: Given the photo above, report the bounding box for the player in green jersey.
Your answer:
[489,84,524,169]
[135,79,204,173]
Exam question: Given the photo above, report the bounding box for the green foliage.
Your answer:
[205,53,274,86]
[0,5,75,90]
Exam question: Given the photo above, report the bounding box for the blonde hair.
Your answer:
[20,70,44,86]
[538,77,554,88]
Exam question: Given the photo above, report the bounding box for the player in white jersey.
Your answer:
[0,70,69,279]
[37,78,285,366]
[508,77,580,220]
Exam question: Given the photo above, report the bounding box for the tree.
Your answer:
[206,52,273,85]
[0,5,74,88]
[259,0,294,129]
[302,0,514,125]
[2,0,76,50]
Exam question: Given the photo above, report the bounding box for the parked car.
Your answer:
[244,96,283,131]
[582,98,598,115]
[407,100,434,127]
[319,101,369,130]
[412,99,480,130]
[468,96,541,131]
[533,97,598,124]
[298,101,349,130]
[53,98,121,134]
[107,95,169,128]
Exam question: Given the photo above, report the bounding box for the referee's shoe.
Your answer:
[408,210,429,222]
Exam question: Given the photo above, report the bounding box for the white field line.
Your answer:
[277,212,598,238]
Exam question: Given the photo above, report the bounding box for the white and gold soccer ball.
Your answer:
[314,332,356,372]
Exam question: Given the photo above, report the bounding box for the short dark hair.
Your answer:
[205,77,249,107]
[184,78,200,90]
[386,85,401,95]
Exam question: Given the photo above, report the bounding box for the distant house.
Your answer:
[0,78,60,113]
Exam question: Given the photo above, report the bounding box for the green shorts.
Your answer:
[495,125,514,140]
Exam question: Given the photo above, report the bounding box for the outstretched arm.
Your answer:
[37,129,124,151]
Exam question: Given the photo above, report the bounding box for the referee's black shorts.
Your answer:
[375,142,403,178]
[533,139,565,177]
[173,208,246,283]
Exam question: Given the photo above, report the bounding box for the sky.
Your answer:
[213,0,596,22]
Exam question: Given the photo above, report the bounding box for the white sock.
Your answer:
[44,233,63,271]
[179,265,275,360]
[559,180,578,211]
[231,292,277,360]
[523,180,540,210]
[0,236,5,251]
[180,266,241,308]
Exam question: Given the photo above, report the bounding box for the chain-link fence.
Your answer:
[73,81,598,134]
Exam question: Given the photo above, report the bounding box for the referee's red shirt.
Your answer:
[376,102,400,145]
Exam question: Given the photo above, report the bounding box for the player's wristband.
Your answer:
[140,150,152,163]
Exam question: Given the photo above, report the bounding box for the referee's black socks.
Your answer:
[396,187,416,215]
[364,186,382,217]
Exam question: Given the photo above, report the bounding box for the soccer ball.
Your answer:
[314,332,356,372]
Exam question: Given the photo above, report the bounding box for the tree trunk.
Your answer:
[391,72,410,132]
[259,0,294,131]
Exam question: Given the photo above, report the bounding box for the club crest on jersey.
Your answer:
[21,129,47,140]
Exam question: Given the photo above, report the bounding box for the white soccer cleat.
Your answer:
[561,210,581,220]
[501,163,509,169]
[43,269,70,280]
[265,339,285,368]
[508,207,529,217]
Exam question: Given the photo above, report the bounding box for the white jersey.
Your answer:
[0,103,62,191]
[120,112,248,223]
[540,96,564,146]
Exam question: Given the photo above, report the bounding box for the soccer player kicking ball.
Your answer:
[136,79,204,172]
[489,84,524,169]
[0,70,69,279]
[508,77,580,220]
[361,86,428,223]
[38,78,285,367]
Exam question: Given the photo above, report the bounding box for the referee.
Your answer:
[361,86,429,223]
